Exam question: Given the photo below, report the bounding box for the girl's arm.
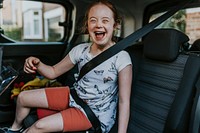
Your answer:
[117,64,132,133]
[24,54,75,79]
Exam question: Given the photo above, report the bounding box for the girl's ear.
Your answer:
[114,19,121,34]
[114,18,121,28]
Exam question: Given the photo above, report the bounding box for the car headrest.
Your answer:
[144,29,189,62]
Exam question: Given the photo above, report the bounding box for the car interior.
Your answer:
[0,0,199,133]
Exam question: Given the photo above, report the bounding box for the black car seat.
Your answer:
[134,29,199,133]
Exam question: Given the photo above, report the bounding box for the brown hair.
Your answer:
[81,0,121,34]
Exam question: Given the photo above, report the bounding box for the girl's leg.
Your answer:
[24,112,63,133]
[26,108,92,133]
[11,86,91,132]
[11,89,48,130]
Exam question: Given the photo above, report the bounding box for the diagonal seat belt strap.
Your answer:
[78,0,191,81]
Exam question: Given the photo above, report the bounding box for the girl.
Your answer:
[6,0,132,133]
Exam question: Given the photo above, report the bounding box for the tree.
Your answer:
[161,10,186,32]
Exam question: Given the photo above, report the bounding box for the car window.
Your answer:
[150,7,200,44]
[0,0,66,42]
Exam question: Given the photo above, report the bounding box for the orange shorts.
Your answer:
[43,86,92,132]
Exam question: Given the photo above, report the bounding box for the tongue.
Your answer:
[96,33,104,40]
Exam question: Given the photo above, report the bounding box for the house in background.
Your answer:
[1,0,22,27]
[186,7,200,43]
[1,0,65,42]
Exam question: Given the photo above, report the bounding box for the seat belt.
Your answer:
[70,1,192,132]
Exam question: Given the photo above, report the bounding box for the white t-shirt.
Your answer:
[68,43,132,133]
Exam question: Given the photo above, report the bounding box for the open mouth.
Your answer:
[94,31,106,39]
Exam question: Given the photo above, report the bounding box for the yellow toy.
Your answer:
[11,77,62,99]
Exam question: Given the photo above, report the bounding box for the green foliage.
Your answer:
[48,28,61,42]
[161,10,186,32]
[4,27,22,41]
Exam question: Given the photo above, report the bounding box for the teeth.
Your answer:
[95,31,104,34]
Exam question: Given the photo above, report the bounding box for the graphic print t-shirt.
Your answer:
[68,43,132,133]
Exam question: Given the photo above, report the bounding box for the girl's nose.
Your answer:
[96,21,103,28]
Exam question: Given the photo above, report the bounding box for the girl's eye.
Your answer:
[103,19,109,23]
[89,19,96,23]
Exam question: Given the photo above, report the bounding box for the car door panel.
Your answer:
[1,43,66,71]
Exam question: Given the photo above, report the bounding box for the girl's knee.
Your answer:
[34,120,45,130]
[17,91,27,105]
[27,120,45,132]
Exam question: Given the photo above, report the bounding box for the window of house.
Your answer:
[23,9,42,39]
[44,7,64,42]
[0,0,66,42]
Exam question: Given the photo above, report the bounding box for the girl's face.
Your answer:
[88,4,116,47]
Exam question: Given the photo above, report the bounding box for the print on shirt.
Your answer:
[77,58,83,64]
[102,105,111,112]
[94,85,103,94]
[94,70,104,75]
[101,122,109,133]
[111,107,117,121]
[82,46,88,53]
[95,102,107,111]
[83,77,89,82]
[101,86,114,100]
[108,62,117,73]
[77,86,87,94]
[84,54,91,61]
[103,76,113,83]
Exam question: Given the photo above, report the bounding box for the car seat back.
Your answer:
[126,29,200,133]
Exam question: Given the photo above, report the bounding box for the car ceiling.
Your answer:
[72,0,162,23]
[77,0,161,13]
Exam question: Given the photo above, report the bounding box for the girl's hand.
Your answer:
[24,56,40,74]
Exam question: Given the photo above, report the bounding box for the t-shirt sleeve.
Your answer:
[116,51,132,72]
[68,43,88,64]
[68,46,79,64]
